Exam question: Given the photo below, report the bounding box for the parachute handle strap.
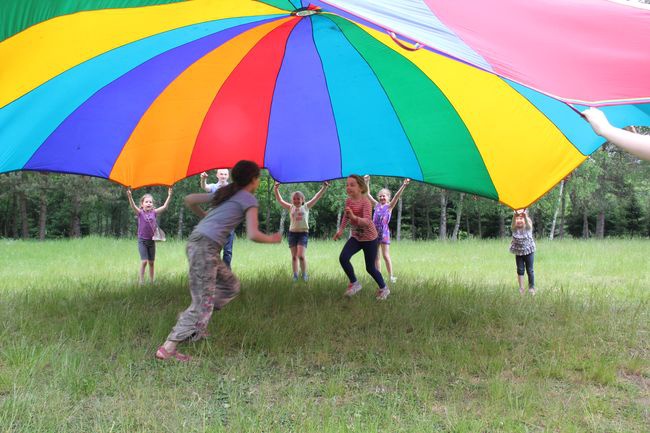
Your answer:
[388,31,423,51]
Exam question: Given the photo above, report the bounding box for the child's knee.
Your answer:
[516,267,525,275]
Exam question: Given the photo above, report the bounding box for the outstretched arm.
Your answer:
[273,182,291,210]
[184,193,213,218]
[126,189,140,215]
[389,178,410,210]
[306,181,330,208]
[155,187,173,214]
[583,108,650,161]
[245,207,282,243]
[200,172,213,193]
[363,175,378,206]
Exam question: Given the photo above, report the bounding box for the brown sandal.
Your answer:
[155,346,191,362]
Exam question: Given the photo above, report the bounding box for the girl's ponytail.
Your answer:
[211,160,260,208]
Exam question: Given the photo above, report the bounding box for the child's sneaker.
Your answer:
[528,287,536,296]
[292,274,299,282]
[390,275,397,283]
[344,281,362,297]
[302,273,309,282]
[376,286,390,300]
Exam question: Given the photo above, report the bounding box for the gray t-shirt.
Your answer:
[193,189,258,246]
[206,182,227,193]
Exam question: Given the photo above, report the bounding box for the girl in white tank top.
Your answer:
[274,181,330,282]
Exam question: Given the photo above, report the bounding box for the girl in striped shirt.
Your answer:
[333,175,389,300]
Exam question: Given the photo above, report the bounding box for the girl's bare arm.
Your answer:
[155,188,173,214]
[306,181,329,208]
[126,189,140,214]
[273,182,291,210]
[389,178,410,210]
[245,207,282,243]
[184,193,212,218]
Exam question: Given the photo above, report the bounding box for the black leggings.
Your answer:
[339,237,386,288]
[515,253,535,288]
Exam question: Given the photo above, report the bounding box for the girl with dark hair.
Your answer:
[156,160,281,361]
[333,175,390,300]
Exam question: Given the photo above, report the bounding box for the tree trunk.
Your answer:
[477,206,483,238]
[279,209,286,234]
[559,179,567,239]
[396,197,403,241]
[582,209,589,239]
[451,193,465,241]
[11,193,18,238]
[70,192,81,238]
[38,173,48,240]
[425,198,431,240]
[2,193,12,237]
[595,210,605,238]
[498,207,506,238]
[38,189,47,240]
[18,190,29,239]
[177,205,184,239]
[439,189,447,240]
[549,179,565,240]
[411,200,417,241]
[336,208,342,232]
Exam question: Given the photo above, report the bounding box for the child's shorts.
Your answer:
[138,238,156,261]
[379,234,391,245]
[287,231,309,248]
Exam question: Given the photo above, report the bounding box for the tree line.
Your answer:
[1,140,648,241]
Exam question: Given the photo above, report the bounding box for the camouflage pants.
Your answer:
[167,233,240,342]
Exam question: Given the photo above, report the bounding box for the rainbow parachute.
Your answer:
[1,0,649,208]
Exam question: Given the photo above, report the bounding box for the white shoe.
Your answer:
[376,287,390,300]
[390,275,397,283]
[344,281,362,297]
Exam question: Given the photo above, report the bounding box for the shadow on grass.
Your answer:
[3,270,634,364]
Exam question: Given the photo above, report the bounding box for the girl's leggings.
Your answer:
[515,252,535,288]
[167,233,240,342]
[339,237,386,288]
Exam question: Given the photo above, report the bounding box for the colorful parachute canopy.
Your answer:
[321,0,650,106]
[1,0,649,209]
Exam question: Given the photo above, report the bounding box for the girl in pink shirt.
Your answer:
[333,175,389,300]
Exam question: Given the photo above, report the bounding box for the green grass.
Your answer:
[0,237,648,432]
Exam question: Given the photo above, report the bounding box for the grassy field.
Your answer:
[0,237,648,432]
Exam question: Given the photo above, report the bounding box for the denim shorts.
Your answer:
[287,231,308,248]
[138,238,156,261]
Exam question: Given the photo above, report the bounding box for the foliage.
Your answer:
[0,143,649,240]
